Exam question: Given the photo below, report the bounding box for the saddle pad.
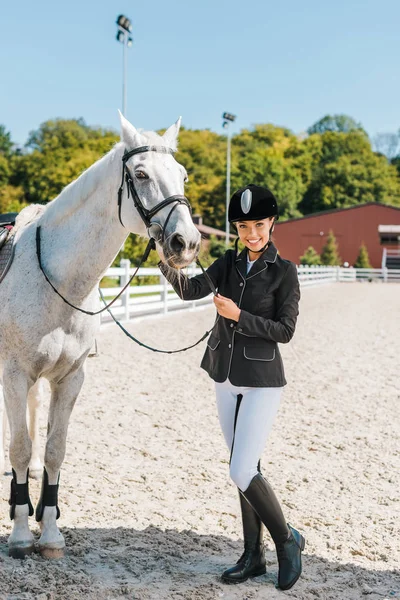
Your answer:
[0,229,15,284]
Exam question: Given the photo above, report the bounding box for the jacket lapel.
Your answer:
[235,248,248,281]
[245,243,278,280]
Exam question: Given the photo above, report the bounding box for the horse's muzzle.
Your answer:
[164,233,200,268]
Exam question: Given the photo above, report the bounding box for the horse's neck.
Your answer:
[39,144,129,300]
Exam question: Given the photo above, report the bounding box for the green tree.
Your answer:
[0,125,13,157]
[299,131,400,214]
[0,155,10,188]
[11,119,118,204]
[354,243,372,268]
[392,156,400,177]
[321,230,341,265]
[208,235,228,259]
[3,114,400,245]
[307,114,367,136]
[300,246,321,265]
[231,125,305,221]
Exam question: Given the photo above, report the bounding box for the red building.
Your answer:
[273,203,400,268]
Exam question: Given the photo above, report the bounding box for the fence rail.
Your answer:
[100,262,400,323]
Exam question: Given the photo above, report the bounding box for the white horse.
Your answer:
[0,112,200,559]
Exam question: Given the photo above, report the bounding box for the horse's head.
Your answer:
[118,112,201,268]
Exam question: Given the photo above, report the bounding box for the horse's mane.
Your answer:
[14,204,46,233]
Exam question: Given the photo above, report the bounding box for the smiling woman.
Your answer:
[159,183,304,590]
[236,218,275,261]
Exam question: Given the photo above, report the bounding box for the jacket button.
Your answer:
[239,282,244,287]
[228,344,232,348]
[230,323,234,328]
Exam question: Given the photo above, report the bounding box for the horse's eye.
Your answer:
[135,171,148,180]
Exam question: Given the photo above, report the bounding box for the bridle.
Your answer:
[36,143,218,353]
[117,145,191,244]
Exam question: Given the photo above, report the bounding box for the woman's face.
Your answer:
[236,217,275,254]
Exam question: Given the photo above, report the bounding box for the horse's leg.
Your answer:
[28,379,44,479]
[0,382,6,475]
[36,367,84,559]
[3,366,35,558]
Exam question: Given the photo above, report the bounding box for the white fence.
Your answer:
[100,261,400,323]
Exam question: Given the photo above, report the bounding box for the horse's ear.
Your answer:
[118,110,144,146]
[163,117,182,148]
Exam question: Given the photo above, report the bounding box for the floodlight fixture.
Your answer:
[222,112,236,123]
[116,14,132,32]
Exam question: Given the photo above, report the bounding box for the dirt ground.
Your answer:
[0,283,399,600]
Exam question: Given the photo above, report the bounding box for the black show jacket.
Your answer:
[159,243,300,387]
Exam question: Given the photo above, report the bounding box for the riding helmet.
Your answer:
[228,184,279,223]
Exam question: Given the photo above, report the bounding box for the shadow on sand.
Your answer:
[0,526,398,600]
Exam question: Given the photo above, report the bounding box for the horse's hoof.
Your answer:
[9,542,35,559]
[38,544,65,559]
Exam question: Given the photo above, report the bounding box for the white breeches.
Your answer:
[215,379,283,492]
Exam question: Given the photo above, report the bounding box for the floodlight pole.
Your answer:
[225,124,232,246]
[122,30,128,116]
[222,112,236,246]
[116,15,133,117]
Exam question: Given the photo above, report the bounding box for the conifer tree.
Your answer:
[354,243,372,268]
[321,230,341,265]
[300,246,321,265]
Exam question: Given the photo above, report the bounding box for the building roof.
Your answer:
[276,202,400,226]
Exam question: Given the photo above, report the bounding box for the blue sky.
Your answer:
[1,0,399,146]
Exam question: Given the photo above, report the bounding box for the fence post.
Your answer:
[381,247,387,270]
[120,259,131,322]
[383,267,388,283]
[336,266,340,282]
[160,272,168,314]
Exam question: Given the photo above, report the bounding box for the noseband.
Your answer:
[117,145,191,245]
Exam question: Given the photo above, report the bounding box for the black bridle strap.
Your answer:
[36,225,155,316]
[37,221,218,352]
[99,287,219,354]
[123,145,175,161]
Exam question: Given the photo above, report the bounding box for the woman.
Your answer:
[159,184,304,590]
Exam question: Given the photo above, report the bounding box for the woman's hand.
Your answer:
[214,294,241,322]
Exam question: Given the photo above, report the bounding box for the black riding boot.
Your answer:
[276,524,305,590]
[221,490,266,583]
[242,473,305,590]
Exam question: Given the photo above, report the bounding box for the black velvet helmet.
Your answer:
[228,184,279,223]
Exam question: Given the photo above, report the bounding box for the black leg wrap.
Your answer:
[35,468,61,522]
[9,469,34,520]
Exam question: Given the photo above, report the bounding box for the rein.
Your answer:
[36,143,218,353]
